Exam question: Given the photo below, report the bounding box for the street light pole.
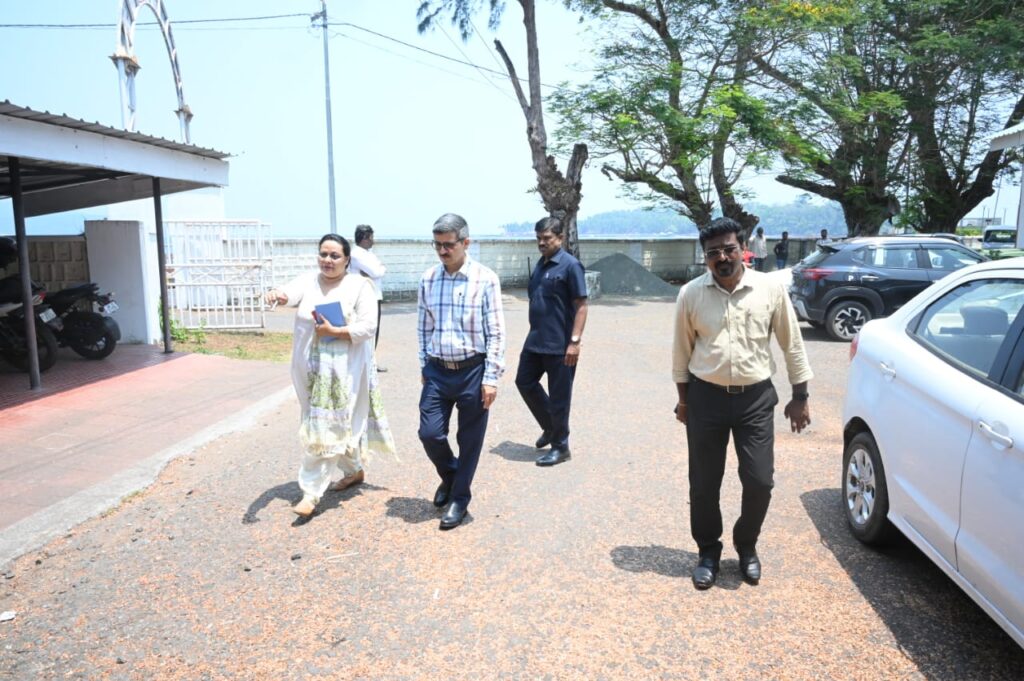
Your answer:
[315,0,338,232]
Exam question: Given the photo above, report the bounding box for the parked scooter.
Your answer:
[44,283,121,359]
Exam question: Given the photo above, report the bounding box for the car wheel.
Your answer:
[843,431,897,545]
[826,300,871,342]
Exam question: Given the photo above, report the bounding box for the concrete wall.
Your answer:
[271,236,818,300]
[7,232,820,342]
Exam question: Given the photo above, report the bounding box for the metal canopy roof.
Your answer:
[0,101,229,217]
[990,119,1024,151]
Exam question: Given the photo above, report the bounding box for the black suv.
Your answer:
[789,236,987,341]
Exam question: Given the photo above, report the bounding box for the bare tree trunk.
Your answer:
[494,0,588,259]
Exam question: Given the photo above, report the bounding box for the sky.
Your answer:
[0,1,1015,237]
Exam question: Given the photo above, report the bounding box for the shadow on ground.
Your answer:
[802,488,1024,677]
[490,440,538,462]
[609,545,745,591]
[385,496,439,524]
[243,481,387,525]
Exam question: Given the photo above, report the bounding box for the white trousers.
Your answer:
[296,369,370,501]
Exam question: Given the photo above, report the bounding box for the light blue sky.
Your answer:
[0,1,1013,237]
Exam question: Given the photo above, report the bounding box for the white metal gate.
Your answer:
[163,221,272,329]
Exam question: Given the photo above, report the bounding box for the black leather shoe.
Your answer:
[535,431,552,449]
[737,547,761,585]
[433,479,453,508]
[692,556,720,590]
[536,447,571,467]
[439,501,467,530]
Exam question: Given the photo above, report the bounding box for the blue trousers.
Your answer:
[515,350,577,449]
[418,361,489,507]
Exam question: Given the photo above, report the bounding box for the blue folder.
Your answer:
[313,301,346,342]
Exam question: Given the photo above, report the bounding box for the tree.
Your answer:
[895,0,1024,232]
[554,1,776,235]
[749,0,1024,236]
[417,1,589,257]
[749,0,909,236]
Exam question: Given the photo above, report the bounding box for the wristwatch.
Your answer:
[570,335,581,345]
[792,391,809,401]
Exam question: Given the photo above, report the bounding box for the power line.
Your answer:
[437,23,512,99]
[329,21,563,91]
[329,28,513,98]
[0,13,568,92]
[0,13,310,28]
[469,17,507,71]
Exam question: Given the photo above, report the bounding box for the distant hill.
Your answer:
[500,201,846,238]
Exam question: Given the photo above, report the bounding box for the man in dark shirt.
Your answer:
[516,216,589,466]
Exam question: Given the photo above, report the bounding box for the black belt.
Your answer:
[692,376,771,394]
[429,354,486,371]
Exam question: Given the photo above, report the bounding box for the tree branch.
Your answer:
[493,39,530,118]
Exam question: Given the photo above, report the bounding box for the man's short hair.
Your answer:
[698,217,744,247]
[432,213,469,240]
[354,224,373,246]
[534,216,563,237]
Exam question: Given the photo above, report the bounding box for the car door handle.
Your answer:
[978,420,1014,449]
[860,275,879,282]
[879,361,896,377]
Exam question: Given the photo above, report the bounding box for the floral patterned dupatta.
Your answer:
[299,336,396,462]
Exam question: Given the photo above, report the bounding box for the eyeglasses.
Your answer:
[432,240,463,252]
[318,252,345,261]
[704,245,741,260]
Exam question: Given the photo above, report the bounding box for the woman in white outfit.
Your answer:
[265,234,395,516]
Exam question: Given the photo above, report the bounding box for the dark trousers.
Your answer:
[418,361,489,507]
[515,350,577,449]
[686,378,778,559]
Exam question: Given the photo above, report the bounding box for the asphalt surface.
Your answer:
[1,290,1022,679]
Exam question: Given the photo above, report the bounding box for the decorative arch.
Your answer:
[110,0,193,143]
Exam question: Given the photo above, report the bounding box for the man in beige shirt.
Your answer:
[673,217,813,590]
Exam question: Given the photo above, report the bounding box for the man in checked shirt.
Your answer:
[417,213,506,530]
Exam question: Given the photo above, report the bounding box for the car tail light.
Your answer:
[800,268,833,281]
[849,333,859,362]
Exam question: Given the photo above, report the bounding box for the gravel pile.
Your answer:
[588,252,679,297]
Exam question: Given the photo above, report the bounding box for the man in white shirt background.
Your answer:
[349,224,388,370]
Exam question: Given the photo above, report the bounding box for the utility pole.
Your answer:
[313,1,338,232]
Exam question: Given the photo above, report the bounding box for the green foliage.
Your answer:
[158,299,207,345]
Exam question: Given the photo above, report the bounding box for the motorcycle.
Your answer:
[0,277,60,373]
[0,236,120,361]
[43,283,121,360]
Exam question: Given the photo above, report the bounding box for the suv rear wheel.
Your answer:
[826,300,871,341]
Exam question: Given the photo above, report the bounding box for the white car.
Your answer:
[842,257,1024,648]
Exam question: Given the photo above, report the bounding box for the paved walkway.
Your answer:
[0,345,290,562]
[1,293,1021,679]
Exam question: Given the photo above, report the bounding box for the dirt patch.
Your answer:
[588,252,680,297]
[177,331,292,362]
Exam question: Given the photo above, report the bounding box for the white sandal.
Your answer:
[329,469,364,491]
[292,495,318,516]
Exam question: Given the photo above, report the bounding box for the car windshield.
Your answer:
[984,230,1016,245]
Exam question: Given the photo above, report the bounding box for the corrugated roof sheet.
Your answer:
[989,119,1024,150]
[0,100,229,160]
